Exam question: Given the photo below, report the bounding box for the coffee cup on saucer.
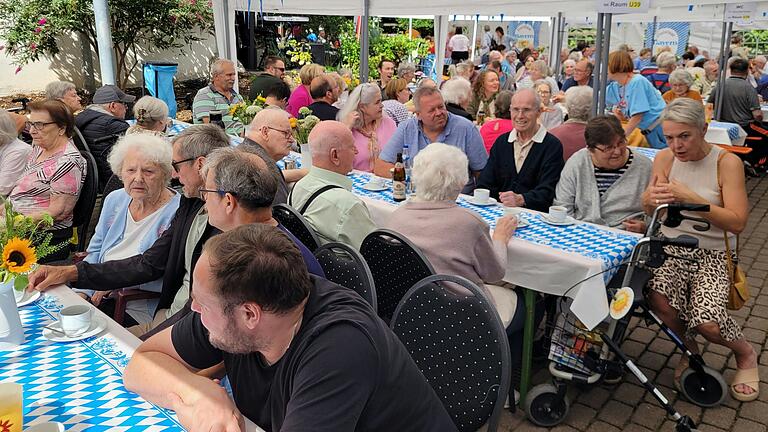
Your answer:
[504,207,526,223]
[548,205,568,223]
[473,188,490,204]
[367,176,385,188]
[58,305,92,337]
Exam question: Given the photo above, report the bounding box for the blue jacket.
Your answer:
[85,188,181,294]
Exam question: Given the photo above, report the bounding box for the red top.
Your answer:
[479,119,513,153]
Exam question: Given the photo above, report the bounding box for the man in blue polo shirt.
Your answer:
[374,87,487,191]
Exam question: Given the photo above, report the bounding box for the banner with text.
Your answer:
[644,22,690,57]
[507,21,543,50]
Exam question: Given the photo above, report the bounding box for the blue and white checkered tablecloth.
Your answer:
[0,295,184,431]
[349,172,638,284]
[632,147,660,161]
[709,121,741,141]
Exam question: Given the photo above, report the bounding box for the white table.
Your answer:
[0,285,262,432]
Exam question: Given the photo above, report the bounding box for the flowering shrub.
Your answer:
[229,95,267,126]
[292,107,320,144]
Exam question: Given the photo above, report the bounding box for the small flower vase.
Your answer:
[0,278,25,350]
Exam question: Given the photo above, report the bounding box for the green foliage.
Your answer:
[306,15,353,41]
[394,18,434,36]
[0,0,214,86]
[737,30,768,55]
[285,38,314,66]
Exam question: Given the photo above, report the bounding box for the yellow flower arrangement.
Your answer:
[289,117,298,128]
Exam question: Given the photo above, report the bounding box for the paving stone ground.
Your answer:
[497,175,768,431]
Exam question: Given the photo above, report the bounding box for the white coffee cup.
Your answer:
[504,207,526,223]
[368,176,385,188]
[548,205,568,223]
[474,188,490,203]
[59,305,92,337]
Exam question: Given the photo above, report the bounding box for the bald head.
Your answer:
[308,120,356,174]
[246,109,293,160]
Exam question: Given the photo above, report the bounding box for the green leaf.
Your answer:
[13,274,28,292]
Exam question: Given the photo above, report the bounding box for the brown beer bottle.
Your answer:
[393,152,407,202]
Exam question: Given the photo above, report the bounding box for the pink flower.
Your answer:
[37,18,47,25]
[29,43,36,50]
[15,66,22,74]
[34,27,42,33]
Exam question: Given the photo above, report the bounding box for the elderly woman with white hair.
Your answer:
[397,62,416,83]
[561,59,576,83]
[383,142,523,327]
[549,86,593,160]
[339,82,397,172]
[647,51,677,93]
[662,69,703,103]
[441,77,474,121]
[45,80,82,113]
[517,60,559,95]
[79,133,181,325]
[535,79,564,130]
[0,109,32,196]
[126,96,170,136]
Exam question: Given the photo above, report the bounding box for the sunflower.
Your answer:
[2,238,36,273]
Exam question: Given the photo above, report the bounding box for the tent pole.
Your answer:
[471,18,478,61]
[553,12,563,81]
[409,18,413,40]
[93,0,116,85]
[598,13,612,114]
[649,16,657,50]
[360,0,370,83]
[715,21,732,121]
[591,13,604,117]
[548,16,557,71]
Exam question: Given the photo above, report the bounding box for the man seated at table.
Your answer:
[553,115,651,232]
[305,75,340,121]
[192,58,245,136]
[262,80,292,111]
[477,88,564,212]
[552,60,593,103]
[243,109,305,205]
[374,87,488,192]
[124,224,456,432]
[691,60,719,101]
[288,121,377,249]
[707,57,762,129]
[248,55,286,100]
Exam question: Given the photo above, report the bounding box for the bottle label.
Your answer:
[393,181,407,200]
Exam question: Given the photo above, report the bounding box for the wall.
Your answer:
[0,30,219,96]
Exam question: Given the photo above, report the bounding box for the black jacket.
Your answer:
[75,196,206,312]
[477,131,564,212]
[75,108,129,190]
[446,103,474,122]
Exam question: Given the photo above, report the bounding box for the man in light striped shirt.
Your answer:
[192,58,244,136]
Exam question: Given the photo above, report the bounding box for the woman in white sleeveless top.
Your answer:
[642,98,757,402]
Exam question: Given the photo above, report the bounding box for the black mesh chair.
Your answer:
[102,174,124,198]
[272,203,321,252]
[72,150,99,252]
[314,242,377,310]
[391,274,511,432]
[72,127,91,154]
[360,229,434,323]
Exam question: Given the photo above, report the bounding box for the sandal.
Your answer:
[674,355,689,392]
[730,367,760,402]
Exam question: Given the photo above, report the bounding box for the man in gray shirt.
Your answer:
[708,57,762,128]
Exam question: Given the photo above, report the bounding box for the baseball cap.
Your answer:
[92,84,136,104]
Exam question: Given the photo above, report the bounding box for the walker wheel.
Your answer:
[679,365,727,407]
[524,383,570,427]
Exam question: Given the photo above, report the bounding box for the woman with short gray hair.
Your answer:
[127,96,171,136]
[338,83,397,172]
[662,69,702,103]
[45,80,82,113]
[643,98,756,401]
[441,77,474,121]
[383,142,523,328]
[0,109,32,196]
[549,86,593,160]
[82,133,180,324]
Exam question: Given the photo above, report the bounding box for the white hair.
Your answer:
[210,58,235,77]
[108,133,173,183]
[530,60,550,76]
[133,96,169,127]
[656,52,677,71]
[412,143,469,202]
[45,81,77,101]
[668,69,694,87]
[662,98,705,131]
[337,83,381,125]
[0,110,18,147]
[440,77,472,105]
[564,86,593,121]
[562,59,576,70]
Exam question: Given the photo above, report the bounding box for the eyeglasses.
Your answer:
[594,139,628,153]
[26,121,57,131]
[511,107,536,115]
[267,126,294,139]
[171,158,195,171]
[198,187,236,200]
[274,67,286,72]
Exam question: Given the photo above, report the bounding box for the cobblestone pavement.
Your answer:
[499,175,768,431]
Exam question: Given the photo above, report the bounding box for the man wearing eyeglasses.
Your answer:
[75,84,134,189]
[249,56,287,101]
[477,88,565,212]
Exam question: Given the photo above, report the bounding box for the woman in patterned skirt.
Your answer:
[643,98,757,402]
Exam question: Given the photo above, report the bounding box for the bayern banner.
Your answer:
[507,21,543,50]
[644,22,690,56]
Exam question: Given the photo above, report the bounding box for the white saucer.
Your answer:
[16,290,41,307]
[362,183,388,192]
[25,422,65,432]
[516,218,530,228]
[541,214,577,226]
[465,197,498,206]
[43,316,107,343]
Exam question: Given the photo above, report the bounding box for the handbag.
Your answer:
[716,152,750,310]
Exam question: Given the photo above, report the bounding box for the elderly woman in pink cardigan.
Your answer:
[383,142,522,328]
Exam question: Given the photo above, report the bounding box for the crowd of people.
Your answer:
[4,32,764,430]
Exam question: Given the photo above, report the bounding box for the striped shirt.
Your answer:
[594,151,634,196]
[9,141,86,229]
[192,84,244,136]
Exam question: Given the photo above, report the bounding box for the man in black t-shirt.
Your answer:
[124,224,456,432]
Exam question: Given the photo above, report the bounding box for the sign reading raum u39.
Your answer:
[596,0,650,14]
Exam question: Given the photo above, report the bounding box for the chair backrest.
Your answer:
[360,229,434,323]
[72,126,91,154]
[72,150,99,252]
[102,174,124,198]
[314,242,377,310]
[391,274,511,432]
[272,203,321,252]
